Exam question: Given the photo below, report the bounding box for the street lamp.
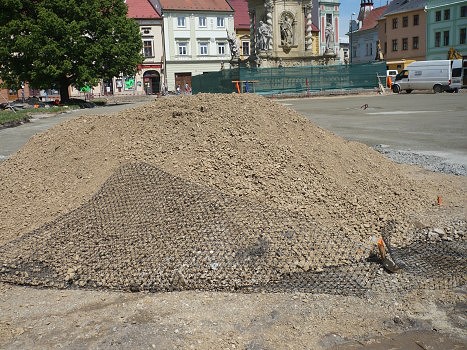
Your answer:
[350,13,356,64]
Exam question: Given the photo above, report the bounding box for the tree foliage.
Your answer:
[0,0,144,101]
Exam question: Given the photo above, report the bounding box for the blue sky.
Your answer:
[339,0,389,39]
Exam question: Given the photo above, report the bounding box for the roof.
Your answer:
[311,23,319,32]
[382,0,426,17]
[126,0,161,19]
[159,0,233,12]
[359,5,387,31]
[228,0,249,29]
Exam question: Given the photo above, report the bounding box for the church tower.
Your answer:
[358,0,374,22]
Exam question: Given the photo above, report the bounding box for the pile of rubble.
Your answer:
[0,93,464,292]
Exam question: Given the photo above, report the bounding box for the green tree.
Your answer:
[0,0,143,102]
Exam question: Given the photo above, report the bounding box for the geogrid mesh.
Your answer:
[0,163,465,295]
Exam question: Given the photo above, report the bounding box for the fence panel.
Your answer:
[192,62,386,95]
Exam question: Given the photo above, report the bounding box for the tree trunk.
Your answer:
[59,78,70,102]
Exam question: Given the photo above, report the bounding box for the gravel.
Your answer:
[373,144,467,176]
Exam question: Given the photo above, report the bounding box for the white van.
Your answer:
[450,59,462,92]
[392,60,462,94]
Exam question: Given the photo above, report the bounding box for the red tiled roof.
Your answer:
[228,0,249,29]
[126,0,161,19]
[159,0,233,12]
[359,5,387,31]
[311,23,319,32]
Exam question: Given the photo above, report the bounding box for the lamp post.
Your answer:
[350,13,355,64]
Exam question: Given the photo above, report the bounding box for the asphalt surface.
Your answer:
[281,91,467,174]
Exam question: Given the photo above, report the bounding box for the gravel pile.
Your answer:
[0,93,464,292]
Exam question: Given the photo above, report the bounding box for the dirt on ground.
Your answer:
[0,94,465,349]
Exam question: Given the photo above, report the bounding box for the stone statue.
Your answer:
[256,20,272,51]
[325,22,334,50]
[375,40,384,61]
[280,15,293,46]
[227,30,240,59]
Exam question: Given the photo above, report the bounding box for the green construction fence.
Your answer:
[191,61,386,95]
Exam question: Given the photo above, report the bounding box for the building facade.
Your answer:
[426,0,467,60]
[350,1,387,64]
[71,0,163,98]
[157,0,234,93]
[377,0,427,63]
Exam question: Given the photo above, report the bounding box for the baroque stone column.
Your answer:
[305,0,313,52]
[249,9,256,57]
[264,0,274,51]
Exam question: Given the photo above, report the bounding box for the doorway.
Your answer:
[143,70,161,94]
[175,72,192,93]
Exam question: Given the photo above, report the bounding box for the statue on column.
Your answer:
[227,30,240,59]
[375,40,384,61]
[325,22,335,53]
[256,20,272,51]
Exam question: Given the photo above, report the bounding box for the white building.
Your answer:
[157,0,235,93]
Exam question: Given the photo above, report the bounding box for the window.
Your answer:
[444,9,450,20]
[413,14,419,26]
[435,32,441,47]
[392,18,398,29]
[364,42,373,56]
[199,42,208,55]
[460,28,466,45]
[143,40,153,57]
[413,36,419,49]
[177,42,188,55]
[461,6,467,17]
[402,38,408,50]
[402,16,408,27]
[392,39,398,51]
[452,68,462,79]
[177,16,186,27]
[217,42,226,55]
[384,41,387,54]
[435,11,441,21]
[443,31,449,46]
[242,41,250,56]
[217,17,225,27]
[199,16,207,27]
